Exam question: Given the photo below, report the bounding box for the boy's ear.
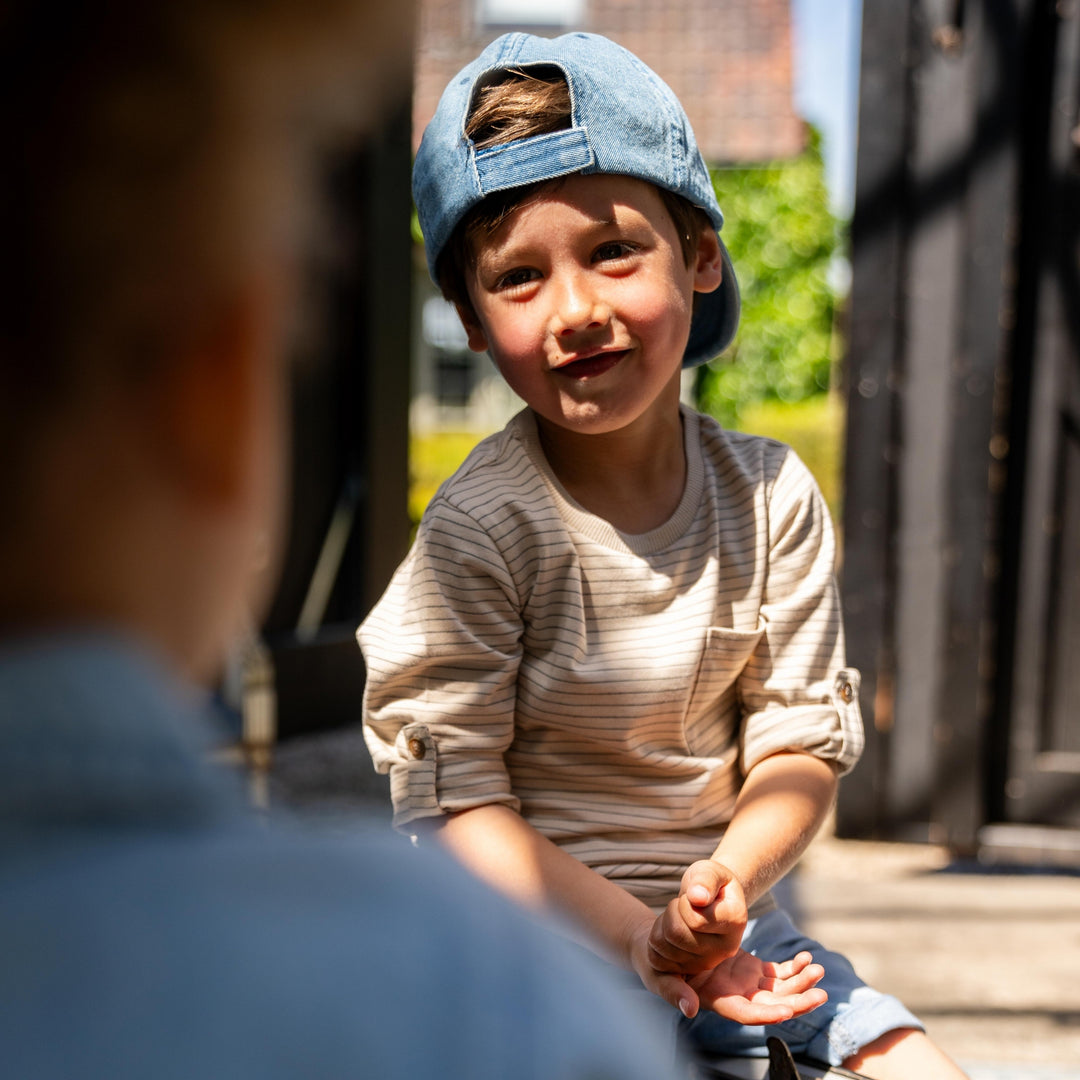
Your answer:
[454,302,490,353]
[692,228,725,295]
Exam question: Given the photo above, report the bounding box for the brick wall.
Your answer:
[414,0,804,164]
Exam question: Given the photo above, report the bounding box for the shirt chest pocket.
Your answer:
[683,621,765,759]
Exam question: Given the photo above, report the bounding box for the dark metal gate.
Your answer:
[839,0,1080,861]
[1004,0,1080,836]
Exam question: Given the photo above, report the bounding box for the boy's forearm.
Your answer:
[709,751,838,905]
[419,802,655,970]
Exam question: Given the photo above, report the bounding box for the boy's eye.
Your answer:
[494,267,540,291]
[592,241,637,263]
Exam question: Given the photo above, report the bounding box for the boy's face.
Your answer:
[457,174,722,437]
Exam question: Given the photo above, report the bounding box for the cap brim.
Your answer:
[683,240,740,368]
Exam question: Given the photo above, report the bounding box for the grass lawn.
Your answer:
[731,393,846,526]
[409,430,488,526]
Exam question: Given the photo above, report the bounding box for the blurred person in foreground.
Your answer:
[0,4,679,1078]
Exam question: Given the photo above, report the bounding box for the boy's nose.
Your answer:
[549,274,610,337]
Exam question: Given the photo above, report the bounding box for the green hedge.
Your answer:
[695,127,841,428]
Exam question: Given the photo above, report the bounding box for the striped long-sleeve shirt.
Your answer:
[358,406,863,913]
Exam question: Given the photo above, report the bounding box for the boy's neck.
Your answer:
[534,403,687,536]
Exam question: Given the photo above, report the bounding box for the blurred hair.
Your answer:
[0,0,406,502]
[435,65,710,313]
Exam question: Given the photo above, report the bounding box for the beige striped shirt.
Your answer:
[359,406,863,912]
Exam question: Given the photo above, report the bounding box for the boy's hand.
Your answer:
[688,949,828,1024]
[629,921,827,1023]
[646,859,748,975]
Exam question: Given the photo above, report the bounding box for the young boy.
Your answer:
[360,31,967,1079]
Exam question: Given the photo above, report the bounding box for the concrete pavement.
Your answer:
[789,833,1080,1076]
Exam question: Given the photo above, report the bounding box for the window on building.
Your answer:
[477,0,584,28]
[434,351,475,407]
[423,297,476,407]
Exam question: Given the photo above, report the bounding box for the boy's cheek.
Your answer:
[479,318,543,366]
[489,351,532,391]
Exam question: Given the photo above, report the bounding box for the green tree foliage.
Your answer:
[695,127,840,427]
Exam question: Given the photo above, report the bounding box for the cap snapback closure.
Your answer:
[473,127,594,194]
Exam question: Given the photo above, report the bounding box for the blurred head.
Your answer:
[0,0,407,679]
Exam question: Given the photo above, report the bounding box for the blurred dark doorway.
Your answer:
[257,98,413,741]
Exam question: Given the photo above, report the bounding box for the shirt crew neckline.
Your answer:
[515,405,705,555]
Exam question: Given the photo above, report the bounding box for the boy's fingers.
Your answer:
[647,936,723,974]
[686,883,713,906]
[651,906,718,963]
[696,987,827,1025]
[649,972,700,1019]
[781,987,828,1018]
[680,860,728,907]
[761,950,815,980]
[759,962,825,996]
[707,999,796,1026]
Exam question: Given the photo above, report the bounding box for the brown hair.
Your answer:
[435,66,711,313]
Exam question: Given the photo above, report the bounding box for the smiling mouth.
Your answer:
[553,349,628,380]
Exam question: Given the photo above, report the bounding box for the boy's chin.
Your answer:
[532,402,680,441]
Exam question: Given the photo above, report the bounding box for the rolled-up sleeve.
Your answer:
[358,498,524,830]
[739,451,865,776]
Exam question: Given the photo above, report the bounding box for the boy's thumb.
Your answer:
[682,860,726,907]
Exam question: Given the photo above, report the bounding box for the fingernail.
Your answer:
[679,999,692,1018]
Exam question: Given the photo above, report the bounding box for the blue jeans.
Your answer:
[679,909,924,1067]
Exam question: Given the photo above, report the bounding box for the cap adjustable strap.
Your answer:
[474,127,593,194]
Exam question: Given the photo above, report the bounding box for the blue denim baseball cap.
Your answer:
[413,31,740,367]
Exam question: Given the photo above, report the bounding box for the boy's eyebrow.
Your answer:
[470,194,661,277]
[478,209,634,264]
